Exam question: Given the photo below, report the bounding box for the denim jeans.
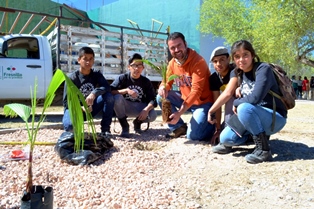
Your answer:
[113,94,157,122]
[157,90,215,141]
[62,92,114,133]
[220,103,287,146]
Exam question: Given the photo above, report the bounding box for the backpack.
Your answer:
[237,63,296,131]
[267,63,296,110]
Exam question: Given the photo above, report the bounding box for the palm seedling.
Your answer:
[142,59,179,122]
[3,69,96,206]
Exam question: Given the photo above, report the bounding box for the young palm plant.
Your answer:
[142,59,179,122]
[3,69,96,207]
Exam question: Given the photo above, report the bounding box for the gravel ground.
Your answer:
[0,101,314,209]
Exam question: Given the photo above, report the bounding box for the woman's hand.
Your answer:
[233,106,237,115]
[235,87,242,98]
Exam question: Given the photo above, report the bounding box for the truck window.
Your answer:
[5,37,39,59]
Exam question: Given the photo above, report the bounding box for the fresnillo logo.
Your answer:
[7,66,16,71]
[0,66,23,80]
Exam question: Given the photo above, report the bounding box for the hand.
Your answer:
[233,106,237,115]
[235,87,242,98]
[127,88,138,98]
[82,105,92,113]
[158,86,168,99]
[86,93,96,106]
[167,111,181,125]
[137,109,149,121]
[207,112,217,124]
[210,128,221,146]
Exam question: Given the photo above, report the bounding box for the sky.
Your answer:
[52,0,117,11]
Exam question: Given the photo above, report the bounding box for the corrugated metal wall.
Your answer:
[0,0,87,35]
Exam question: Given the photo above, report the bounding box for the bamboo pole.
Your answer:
[0,141,56,146]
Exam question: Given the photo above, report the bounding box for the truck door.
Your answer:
[0,36,46,99]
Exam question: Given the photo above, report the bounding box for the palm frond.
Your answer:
[3,103,31,122]
[63,71,97,152]
[168,74,180,82]
[142,59,168,84]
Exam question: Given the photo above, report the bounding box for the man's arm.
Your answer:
[208,76,238,116]
[92,72,111,97]
[210,91,222,130]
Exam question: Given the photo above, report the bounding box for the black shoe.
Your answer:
[245,135,254,145]
[212,143,232,154]
[133,117,150,133]
[118,117,130,138]
[245,132,272,164]
[101,131,114,139]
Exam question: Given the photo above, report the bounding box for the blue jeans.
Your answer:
[157,90,215,141]
[113,94,157,122]
[220,103,287,146]
[62,92,114,133]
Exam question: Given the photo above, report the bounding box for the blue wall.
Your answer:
[88,0,225,68]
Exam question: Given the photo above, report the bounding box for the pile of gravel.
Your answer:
[0,122,213,209]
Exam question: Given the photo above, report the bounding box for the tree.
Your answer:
[199,0,314,75]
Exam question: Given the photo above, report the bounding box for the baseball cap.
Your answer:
[210,46,229,61]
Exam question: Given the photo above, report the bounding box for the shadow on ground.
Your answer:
[270,139,314,161]
[231,139,314,162]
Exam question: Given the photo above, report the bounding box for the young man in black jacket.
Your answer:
[62,47,114,137]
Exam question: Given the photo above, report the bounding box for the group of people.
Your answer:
[62,32,288,164]
[291,75,314,100]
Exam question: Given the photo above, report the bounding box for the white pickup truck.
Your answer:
[0,25,168,102]
[0,34,53,100]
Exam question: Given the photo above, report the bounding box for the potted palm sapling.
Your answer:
[142,60,179,122]
[3,69,97,209]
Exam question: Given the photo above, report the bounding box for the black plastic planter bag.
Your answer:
[54,132,114,165]
[21,185,53,209]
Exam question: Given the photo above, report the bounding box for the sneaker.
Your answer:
[212,143,232,154]
[120,132,130,138]
[101,131,114,139]
[166,123,187,139]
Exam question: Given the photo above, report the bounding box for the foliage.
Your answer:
[199,0,314,76]
[3,69,96,193]
[142,59,180,84]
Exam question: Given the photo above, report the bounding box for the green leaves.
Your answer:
[142,59,168,83]
[63,74,96,151]
[4,103,31,122]
[142,59,180,84]
[3,69,97,193]
[3,69,96,152]
[199,0,314,75]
